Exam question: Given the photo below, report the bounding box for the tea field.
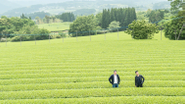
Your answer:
[0,32,184,103]
[37,22,71,32]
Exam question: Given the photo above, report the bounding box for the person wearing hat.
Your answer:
[135,71,145,87]
[109,70,120,88]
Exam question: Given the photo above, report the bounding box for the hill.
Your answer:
[0,0,21,14]
[1,0,170,17]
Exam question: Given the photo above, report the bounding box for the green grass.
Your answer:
[0,32,184,103]
[37,22,71,32]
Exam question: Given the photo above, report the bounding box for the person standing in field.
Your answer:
[109,70,120,88]
[135,71,145,87]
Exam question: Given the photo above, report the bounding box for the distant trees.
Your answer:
[148,10,164,23]
[45,15,50,24]
[0,16,14,38]
[56,13,75,22]
[25,12,50,20]
[12,25,50,41]
[164,11,184,40]
[96,13,102,27]
[34,15,61,24]
[0,16,50,41]
[69,15,97,37]
[0,16,35,36]
[125,20,159,39]
[35,16,40,24]
[101,8,137,29]
[108,21,120,32]
[68,7,137,37]
[50,16,56,23]
[164,0,184,40]
[20,14,28,19]
[168,0,183,14]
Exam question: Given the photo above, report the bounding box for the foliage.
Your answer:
[59,32,66,38]
[168,0,183,14]
[125,20,159,39]
[164,0,184,40]
[0,16,35,38]
[148,10,164,24]
[45,15,50,24]
[164,11,185,40]
[69,15,97,37]
[11,25,50,41]
[102,8,137,29]
[96,13,103,27]
[158,19,170,30]
[20,14,28,19]
[0,16,15,37]
[145,9,152,17]
[108,21,120,32]
[55,13,75,22]
[136,11,149,22]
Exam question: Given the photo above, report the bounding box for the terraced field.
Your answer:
[0,32,184,103]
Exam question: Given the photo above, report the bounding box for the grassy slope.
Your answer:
[37,22,72,31]
[0,32,184,103]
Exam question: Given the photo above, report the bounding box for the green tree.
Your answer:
[0,17,14,37]
[125,20,159,39]
[145,9,152,17]
[45,15,50,24]
[69,15,97,37]
[149,10,164,24]
[50,16,56,23]
[55,12,75,22]
[14,25,39,35]
[20,14,28,19]
[168,0,183,14]
[164,0,184,40]
[0,16,35,37]
[25,12,50,20]
[164,11,184,40]
[12,25,50,41]
[101,8,136,29]
[96,13,102,27]
[29,16,32,20]
[108,21,120,32]
[101,9,106,28]
[35,16,40,24]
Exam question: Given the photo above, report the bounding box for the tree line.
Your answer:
[69,7,137,37]
[148,10,164,23]
[0,0,184,41]
[125,0,184,40]
[101,8,137,29]
[55,13,75,22]
[35,13,75,24]
[164,0,184,40]
[0,16,50,41]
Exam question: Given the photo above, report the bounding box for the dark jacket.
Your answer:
[109,74,120,85]
[135,75,145,86]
